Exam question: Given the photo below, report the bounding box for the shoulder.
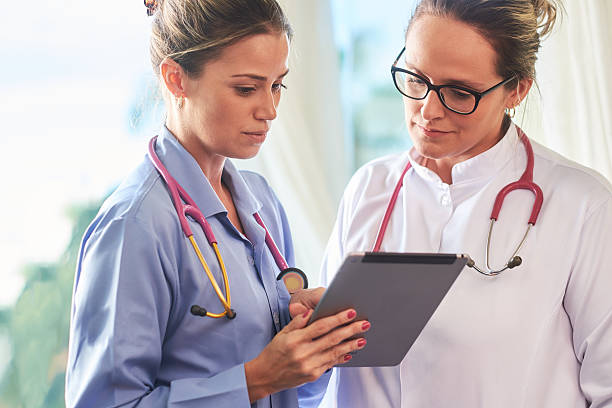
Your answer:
[351,151,408,183]
[532,141,612,211]
[342,151,408,207]
[86,158,180,247]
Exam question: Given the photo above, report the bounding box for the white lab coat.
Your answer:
[321,124,612,407]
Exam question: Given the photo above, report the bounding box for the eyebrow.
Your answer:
[406,64,485,90]
[231,69,290,81]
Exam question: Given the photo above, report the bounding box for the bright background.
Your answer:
[0,0,610,407]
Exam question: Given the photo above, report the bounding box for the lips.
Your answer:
[242,130,268,143]
[416,123,451,137]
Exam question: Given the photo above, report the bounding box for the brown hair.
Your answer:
[406,0,562,85]
[149,0,293,77]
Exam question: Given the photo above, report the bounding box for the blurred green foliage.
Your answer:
[0,199,103,408]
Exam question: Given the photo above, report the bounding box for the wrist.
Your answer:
[245,358,274,403]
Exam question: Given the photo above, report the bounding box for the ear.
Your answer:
[506,77,533,109]
[160,57,186,98]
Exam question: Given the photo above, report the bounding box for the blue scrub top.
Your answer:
[66,126,327,407]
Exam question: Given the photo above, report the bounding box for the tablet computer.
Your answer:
[309,252,468,367]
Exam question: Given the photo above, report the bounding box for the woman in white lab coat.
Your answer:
[321,0,612,407]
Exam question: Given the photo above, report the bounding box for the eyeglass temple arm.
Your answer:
[392,47,406,67]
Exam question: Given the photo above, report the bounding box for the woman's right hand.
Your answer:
[244,308,369,403]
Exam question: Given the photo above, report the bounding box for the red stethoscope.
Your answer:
[148,136,308,319]
[373,126,544,276]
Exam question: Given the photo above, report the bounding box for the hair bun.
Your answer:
[531,0,562,38]
[144,0,159,16]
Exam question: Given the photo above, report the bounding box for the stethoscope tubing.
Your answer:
[373,126,544,276]
[147,136,307,319]
[489,129,543,224]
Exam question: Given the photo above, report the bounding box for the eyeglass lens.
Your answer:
[394,71,476,114]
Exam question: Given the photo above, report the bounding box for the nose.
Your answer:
[255,90,278,121]
[420,89,445,121]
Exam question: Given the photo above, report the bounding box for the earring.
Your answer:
[176,95,185,109]
[144,0,159,16]
[506,106,516,118]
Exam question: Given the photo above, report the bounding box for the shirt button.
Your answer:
[440,195,451,206]
[247,255,255,265]
[273,312,280,326]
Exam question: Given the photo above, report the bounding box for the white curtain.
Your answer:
[519,0,612,180]
[237,0,347,285]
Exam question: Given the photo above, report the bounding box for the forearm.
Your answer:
[67,364,252,408]
[245,357,276,403]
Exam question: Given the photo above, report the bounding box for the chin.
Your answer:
[230,146,263,160]
[411,136,442,159]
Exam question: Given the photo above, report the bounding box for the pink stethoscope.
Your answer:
[372,126,544,276]
[148,136,308,320]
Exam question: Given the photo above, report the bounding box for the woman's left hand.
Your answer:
[288,287,325,318]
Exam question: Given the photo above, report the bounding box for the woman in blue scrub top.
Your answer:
[65,0,370,406]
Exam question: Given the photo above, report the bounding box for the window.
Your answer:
[331,0,417,170]
[0,2,162,406]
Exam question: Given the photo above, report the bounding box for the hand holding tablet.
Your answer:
[309,252,468,367]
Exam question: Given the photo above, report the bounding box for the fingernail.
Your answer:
[362,322,371,331]
[347,310,356,320]
[302,310,310,318]
[357,338,367,348]
[344,354,352,362]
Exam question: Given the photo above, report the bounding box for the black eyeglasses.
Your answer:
[391,47,515,115]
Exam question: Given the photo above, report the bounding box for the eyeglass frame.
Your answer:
[390,47,516,115]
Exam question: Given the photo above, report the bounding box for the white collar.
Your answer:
[407,123,520,187]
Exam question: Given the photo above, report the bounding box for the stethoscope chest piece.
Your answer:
[277,268,308,294]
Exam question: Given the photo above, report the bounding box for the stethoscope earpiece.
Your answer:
[191,305,207,316]
[507,256,522,269]
[466,257,475,268]
[191,304,237,319]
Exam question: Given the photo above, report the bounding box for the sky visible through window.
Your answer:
[0,1,162,307]
[0,1,164,389]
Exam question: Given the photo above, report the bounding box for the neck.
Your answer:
[421,157,454,184]
[421,119,511,185]
[165,119,226,193]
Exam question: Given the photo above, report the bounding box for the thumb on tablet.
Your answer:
[289,302,309,319]
[282,309,312,334]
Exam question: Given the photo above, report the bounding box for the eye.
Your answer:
[272,83,287,93]
[449,88,473,99]
[235,86,256,96]
[407,77,425,85]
